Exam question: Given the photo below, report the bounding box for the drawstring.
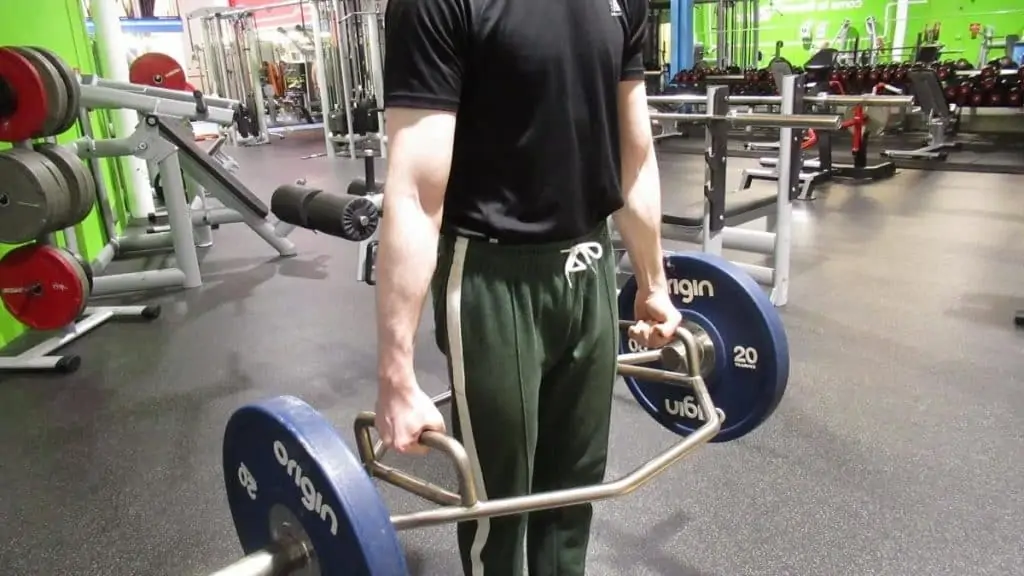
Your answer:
[561,242,604,287]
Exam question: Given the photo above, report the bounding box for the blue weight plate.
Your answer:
[223,396,407,576]
[618,252,789,442]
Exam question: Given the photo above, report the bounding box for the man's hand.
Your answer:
[375,377,447,455]
[628,287,682,349]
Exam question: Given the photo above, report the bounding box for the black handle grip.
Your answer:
[364,241,379,286]
[193,90,208,116]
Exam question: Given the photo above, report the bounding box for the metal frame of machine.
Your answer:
[189,0,387,161]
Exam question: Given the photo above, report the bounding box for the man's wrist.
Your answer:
[636,272,668,294]
[377,353,417,389]
[631,252,668,294]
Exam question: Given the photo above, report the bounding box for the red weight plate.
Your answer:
[129,52,188,90]
[0,244,86,331]
[0,47,50,142]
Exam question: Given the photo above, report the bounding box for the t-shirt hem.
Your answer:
[384,93,460,112]
[620,69,646,81]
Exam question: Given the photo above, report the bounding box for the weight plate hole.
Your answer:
[0,76,16,118]
[0,193,9,207]
[29,283,42,296]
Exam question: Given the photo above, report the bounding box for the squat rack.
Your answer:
[638,75,843,307]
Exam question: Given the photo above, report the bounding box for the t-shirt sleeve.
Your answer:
[620,0,648,81]
[383,0,468,111]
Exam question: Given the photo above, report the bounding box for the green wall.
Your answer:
[0,0,125,349]
[906,0,1024,65]
[690,0,1024,69]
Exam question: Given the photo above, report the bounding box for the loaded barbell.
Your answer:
[210,252,789,575]
[650,109,843,130]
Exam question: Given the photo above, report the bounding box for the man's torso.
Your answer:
[443,0,637,243]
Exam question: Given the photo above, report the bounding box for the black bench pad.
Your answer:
[153,117,270,219]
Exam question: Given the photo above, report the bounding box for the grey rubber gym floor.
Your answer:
[2,130,1023,576]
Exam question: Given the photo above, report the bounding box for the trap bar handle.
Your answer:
[354,324,722,531]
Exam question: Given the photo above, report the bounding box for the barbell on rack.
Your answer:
[647,93,915,108]
[206,252,788,575]
[649,109,844,130]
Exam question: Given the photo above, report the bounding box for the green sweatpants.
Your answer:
[432,224,619,576]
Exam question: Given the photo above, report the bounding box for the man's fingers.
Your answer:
[395,433,429,455]
[628,322,653,345]
[397,443,430,456]
[654,322,676,339]
[376,426,394,449]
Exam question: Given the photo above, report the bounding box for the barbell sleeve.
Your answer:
[809,94,915,107]
[206,540,308,576]
[650,111,844,130]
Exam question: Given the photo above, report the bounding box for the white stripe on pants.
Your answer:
[445,237,490,575]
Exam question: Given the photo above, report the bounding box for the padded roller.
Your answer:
[270,183,323,228]
[306,193,380,241]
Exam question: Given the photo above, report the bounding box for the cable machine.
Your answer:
[323,0,387,161]
[190,0,335,147]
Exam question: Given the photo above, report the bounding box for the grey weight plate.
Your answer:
[35,144,94,225]
[71,150,96,223]
[22,150,73,232]
[11,149,73,233]
[8,47,69,138]
[0,150,66,243]
[29,46,81,135]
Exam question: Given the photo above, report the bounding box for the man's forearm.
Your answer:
[375,193,442,391]
[613,143,667,292]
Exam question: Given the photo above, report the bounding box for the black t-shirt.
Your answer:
[383,0,647,243]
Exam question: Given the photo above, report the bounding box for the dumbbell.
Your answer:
[1008,86,1022,107]
[209,252,789,576]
